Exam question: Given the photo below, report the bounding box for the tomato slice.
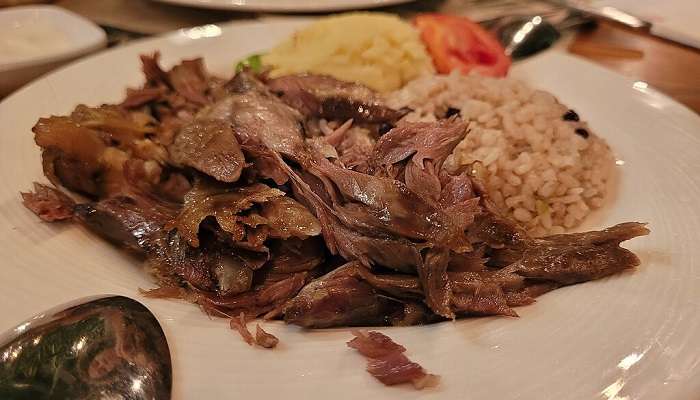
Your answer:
[414,13,511,77]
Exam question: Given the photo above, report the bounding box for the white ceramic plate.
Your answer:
[0,5,106,96]
[1,19,699,400]
[152,0,415,13]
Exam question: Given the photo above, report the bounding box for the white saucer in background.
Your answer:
[0,5,106,96]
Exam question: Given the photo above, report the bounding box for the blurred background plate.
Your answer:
[0,18,699,400]
[0,5,106,96]
[151,0,416,13]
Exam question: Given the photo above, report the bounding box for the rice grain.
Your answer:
[388,72,615,236]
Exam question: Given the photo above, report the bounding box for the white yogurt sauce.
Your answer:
[0,18,70,64]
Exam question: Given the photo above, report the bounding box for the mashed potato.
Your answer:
[262,13,434,92]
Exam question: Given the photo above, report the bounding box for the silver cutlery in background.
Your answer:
[485,12,595,60]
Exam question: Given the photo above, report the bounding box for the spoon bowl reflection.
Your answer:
[0,295,171,400]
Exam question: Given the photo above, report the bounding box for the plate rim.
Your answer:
[151,0,416,13]
[2,17,700,400]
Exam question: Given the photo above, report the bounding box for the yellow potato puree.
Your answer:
[262,13,434,92]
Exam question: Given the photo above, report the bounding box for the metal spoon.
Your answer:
[489,14,595,60]
[0,296,171,400]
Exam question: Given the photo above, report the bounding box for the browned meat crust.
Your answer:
[255,325,279,349]
[267,74,409,124]
[20,53,649,344]
[347,331,439,389]
[21,183,75,222]
[230,312,254,345]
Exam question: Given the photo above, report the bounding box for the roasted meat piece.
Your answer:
[21,183,75,222]
[21,52,651,364]
[169,119,245,183]
[283,265,406,328]
[512,222,649,284]
[267,238,325,274]
[33,105,169,199]
[72,194,176,253]
[206,71,307,162]
[230,312,255,345]
[198,272,308,318]
[336,127,375,172]
[259,197,322,239]
[254,325,279,349]
[347,331,439,389]
[370,118,469,203]
[172,177,285,247]
[283,262,432,328]
[122,52,212,110]
[267,74,409,124]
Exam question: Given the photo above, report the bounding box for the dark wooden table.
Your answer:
[569,20,700,114]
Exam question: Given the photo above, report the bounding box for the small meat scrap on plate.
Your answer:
[347,331,439,390]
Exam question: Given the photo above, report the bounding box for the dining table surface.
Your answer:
[8,0,700,114]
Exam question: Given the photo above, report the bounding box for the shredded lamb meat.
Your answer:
[230,312,254,345]
[266,74,409,124]
[255,325,279,349]
[20,53,649,376]
[347,331,439,389]
[21,183,75,222]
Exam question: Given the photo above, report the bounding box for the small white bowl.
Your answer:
[0,5,107,96]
